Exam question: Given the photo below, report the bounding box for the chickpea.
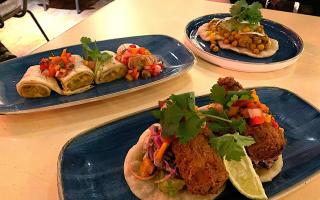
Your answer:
[231,40,238,47]
[250,43,257,50]
[253,48,260,54]
[224,32,230,38]
[242,26,251,32]
[261,36,269,42]
[231,31,237,36]
[234,33,241,40]
[254,38,262,44]
[257,44,265,51]
[223,39,230,44]
[212,46,219,52]
[209,33,215,42]
[228,35,234,41]
[256,26,263,33]
[210,43,216,49]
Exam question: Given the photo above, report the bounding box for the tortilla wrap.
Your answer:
[16,65,62,98]
[218,38,279,58]
[59,55,95,95]
[95,51,127,84]
[124,124,225,200]
[256,155,283,183]
[197,23,223,41]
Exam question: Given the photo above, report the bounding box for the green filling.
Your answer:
[157,177,185,196]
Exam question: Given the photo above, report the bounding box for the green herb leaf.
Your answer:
[226,95,239,107]
[210,84,226,105]
[230,0,262,25]
[210,132,255,161]
[239,94,251,100]
[80,37,112,63]
[157,92,204,143]
[231,118,246,133]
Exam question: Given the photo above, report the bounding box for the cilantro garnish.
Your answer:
[230,0,263,25]
[210,133,255,161]
[210,84,251,108]
[152,92,204,143]
[80,37,112,62]
[152,85,255,161]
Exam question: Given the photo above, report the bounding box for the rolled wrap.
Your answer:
[16,65,62,98]
[95,51,127,84]
[59,55,95,95]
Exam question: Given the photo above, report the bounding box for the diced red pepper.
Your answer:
[129,44,137,48]
[250,116,265,126]
[48,66,57,77]
[271,118,279,129]
[137,47,146,55]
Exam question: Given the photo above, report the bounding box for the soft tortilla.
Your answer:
[16,65,63,98]
[59,55,95,95]
[124,124,225,200]
[95,51,127,84]
[218,38,279,58]
[256,155,283,183]
[256,127,285,182]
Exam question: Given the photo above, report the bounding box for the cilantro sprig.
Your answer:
[210,84,252,108]
[80,37,112,62]
[210,132,255,161]
[152,85,255,161]
[230,0,263,25]
[152,92,204,143]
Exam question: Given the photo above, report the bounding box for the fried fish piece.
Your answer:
[217,77,243,91]
[245,122,285,168]
[171,133,228,195]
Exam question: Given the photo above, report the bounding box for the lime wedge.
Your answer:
[223,147,268,200]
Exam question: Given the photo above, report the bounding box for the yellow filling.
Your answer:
[100,67,127,83]
[66,74,93,91]
[20,85,50,98]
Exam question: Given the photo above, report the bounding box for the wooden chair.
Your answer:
[0,0,49,41]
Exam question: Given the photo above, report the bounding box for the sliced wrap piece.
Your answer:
[124,124,225,200]
[16,65,62,98]
[95,51,127,84]
[59,55,95,95]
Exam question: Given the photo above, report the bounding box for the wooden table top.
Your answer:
[1,0,320,199]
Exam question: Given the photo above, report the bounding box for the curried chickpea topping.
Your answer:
[212,46,219,52]
[257,44,265,51]
[231,40,238,47]
[207,23,270,54]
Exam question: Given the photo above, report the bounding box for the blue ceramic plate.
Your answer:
[185,14,303,72]
[0,35,194,114]
[58,87,320,200]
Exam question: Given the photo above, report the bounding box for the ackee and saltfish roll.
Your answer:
[94,51,127,84]
[16,65,62,98]
[58,55,94,95]
[39,49,94,96]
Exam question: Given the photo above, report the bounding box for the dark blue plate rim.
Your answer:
[1,34,195,114]
[185,13,304,65]
[57,86,319,200]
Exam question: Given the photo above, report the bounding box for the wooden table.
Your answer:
[1,0,320,199]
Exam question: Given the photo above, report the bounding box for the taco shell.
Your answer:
[124,125,225,200]
[218,38,279,58]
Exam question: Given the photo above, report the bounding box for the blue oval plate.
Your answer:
[58,87,320,200]
[0,35,194,114]
[185,14,303,72]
